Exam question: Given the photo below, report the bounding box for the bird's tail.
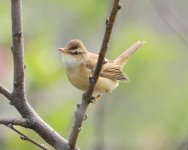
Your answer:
[114,41,145,66]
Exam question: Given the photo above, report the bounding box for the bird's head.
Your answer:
[58,39,87,68]
[58,39,87,56]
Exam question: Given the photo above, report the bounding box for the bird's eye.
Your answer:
[71,51,79,55]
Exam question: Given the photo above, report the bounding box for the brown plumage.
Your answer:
[86,52,128,81]
[58,39,145,94]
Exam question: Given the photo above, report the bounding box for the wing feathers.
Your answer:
[101,64,128,81]
[86,52,128,81]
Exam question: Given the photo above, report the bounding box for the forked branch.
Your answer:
[6,124,49,150]
[0,0,68,150]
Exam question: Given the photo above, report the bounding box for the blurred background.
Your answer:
[0,0,188,149]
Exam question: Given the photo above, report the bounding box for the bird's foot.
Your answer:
[89,96,96,103]
[89,94,101,103]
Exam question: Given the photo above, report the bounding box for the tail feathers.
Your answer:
[114,41,145,66]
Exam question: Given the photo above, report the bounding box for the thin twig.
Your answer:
[5,124,49,150]
[67,0,121,149]
[0,118,28,127]
[0,84,11,100]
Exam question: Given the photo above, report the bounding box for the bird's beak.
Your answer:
[58,48,68,54]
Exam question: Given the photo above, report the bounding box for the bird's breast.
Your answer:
[62,54,119,93]
[66,66,89,91]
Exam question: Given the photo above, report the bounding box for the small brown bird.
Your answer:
[58,39,144,97]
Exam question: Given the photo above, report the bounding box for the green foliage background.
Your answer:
[0,0,188,150]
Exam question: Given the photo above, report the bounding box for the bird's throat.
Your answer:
[62,54,79,70]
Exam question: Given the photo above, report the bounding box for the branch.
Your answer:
[11,0,25,97]
[9,1,69,149]
[67,0,121,149]
[0,84,11,100]
[0,118,49,149]
[5,124,49,150]
[0,118,28,127]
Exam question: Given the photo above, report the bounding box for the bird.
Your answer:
[58,39,144,98]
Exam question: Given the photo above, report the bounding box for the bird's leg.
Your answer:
[95,94,102,99]
[89,96,96,103]
[89,94,102,103]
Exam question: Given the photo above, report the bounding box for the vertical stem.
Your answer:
[11,0,25,97]
[85,0,121,97]
[68,98,89,149]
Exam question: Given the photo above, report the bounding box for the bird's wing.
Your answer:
[86,52,128,81]
[100,63,128,81]
[85,52,99,72]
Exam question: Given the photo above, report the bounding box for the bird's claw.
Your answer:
[89,96,96,103]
